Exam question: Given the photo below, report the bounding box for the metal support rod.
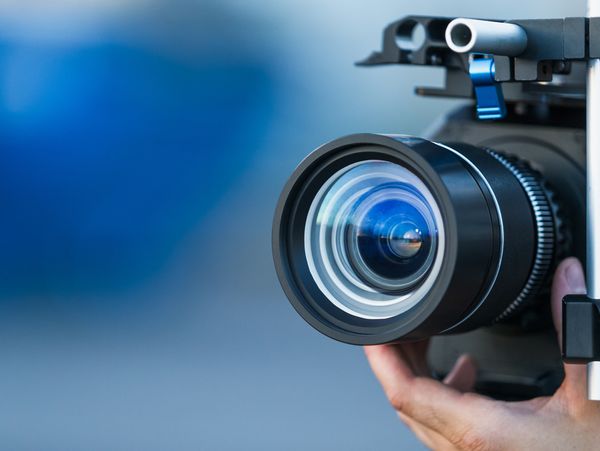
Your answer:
[587,0,600,401]
[445,18,527,57]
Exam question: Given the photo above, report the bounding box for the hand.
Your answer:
[364,258,600,450]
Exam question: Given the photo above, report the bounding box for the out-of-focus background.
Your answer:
[0,1,582,449]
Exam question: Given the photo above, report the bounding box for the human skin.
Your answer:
[364,258,600,450]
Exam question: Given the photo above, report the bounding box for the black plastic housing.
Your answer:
[563,295,600,363]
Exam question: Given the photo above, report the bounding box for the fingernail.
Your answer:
[565,260,587,294]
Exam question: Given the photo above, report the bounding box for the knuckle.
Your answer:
[389,391,407,413]
[448,427,492,451]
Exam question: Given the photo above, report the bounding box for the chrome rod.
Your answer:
[445,18,527,57]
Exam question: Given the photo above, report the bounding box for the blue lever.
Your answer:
[469,58,506,120]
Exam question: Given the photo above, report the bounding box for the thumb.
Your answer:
[551,257,588,402]
[551,257,587,345]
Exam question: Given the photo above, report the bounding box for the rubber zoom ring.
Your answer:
[487,150,557,321]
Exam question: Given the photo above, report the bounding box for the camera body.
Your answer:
[273,15,599,400]
[427,105,585,399]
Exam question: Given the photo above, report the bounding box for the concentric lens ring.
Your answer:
[344,183,437,291]
[304,160,445,320]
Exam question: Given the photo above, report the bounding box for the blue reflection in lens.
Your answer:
[307,160,444,318]
[345,182,436,291]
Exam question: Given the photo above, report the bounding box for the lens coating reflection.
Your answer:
[349,191,434,289]
[305,159,445,320]
[389,222,423,258]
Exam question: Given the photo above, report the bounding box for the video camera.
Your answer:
[273,13,600,400]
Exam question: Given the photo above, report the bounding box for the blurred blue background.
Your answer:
[0,1,582,449]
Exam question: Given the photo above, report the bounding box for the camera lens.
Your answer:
[273,134,559,344]
[347,175,437,288]
[305,161,444,319]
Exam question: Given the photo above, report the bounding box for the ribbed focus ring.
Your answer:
[487,151,557,321]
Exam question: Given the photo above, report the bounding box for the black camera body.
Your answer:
[427,105,585,399]
[273,15,597,400]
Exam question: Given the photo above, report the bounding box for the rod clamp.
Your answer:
[469,58,506,120]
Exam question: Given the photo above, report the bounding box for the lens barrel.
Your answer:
[273,134,557,345]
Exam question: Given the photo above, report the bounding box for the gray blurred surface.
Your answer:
[0,1,584,449]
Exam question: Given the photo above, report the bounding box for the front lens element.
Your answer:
[347,184,436,291]
[305,160,445,320]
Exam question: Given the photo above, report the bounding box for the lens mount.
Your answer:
[273,134,542,344]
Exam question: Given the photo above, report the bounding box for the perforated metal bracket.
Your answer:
[358,15,598,103]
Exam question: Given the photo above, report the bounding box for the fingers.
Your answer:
[551,258,588,406]
[443,354,477,393]
[365,344,500,444]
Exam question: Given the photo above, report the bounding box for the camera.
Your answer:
[273,15,600,400]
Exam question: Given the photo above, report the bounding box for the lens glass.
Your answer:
[305,160,444,319]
